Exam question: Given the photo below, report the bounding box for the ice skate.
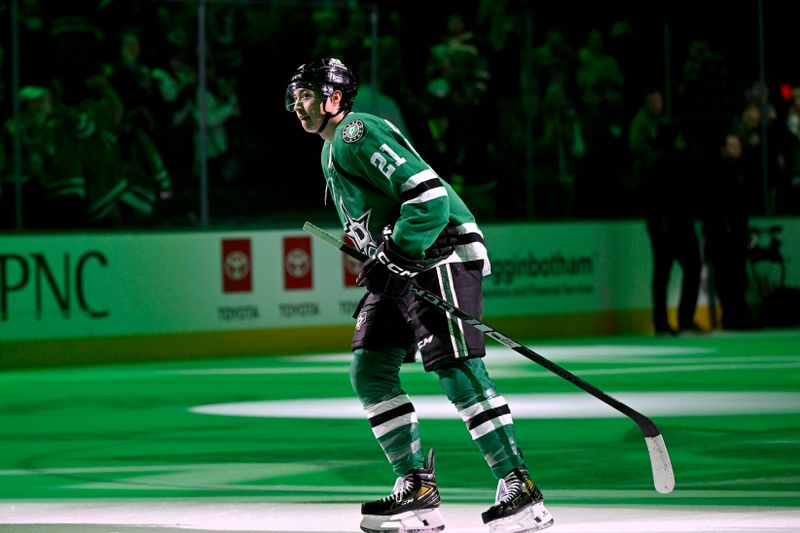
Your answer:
[481,466,553,532]
[360,449,444,533]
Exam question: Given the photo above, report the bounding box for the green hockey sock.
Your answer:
[351,348,424,475]
[436,358,525,479]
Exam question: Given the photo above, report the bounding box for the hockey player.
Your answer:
[286,58,554,533]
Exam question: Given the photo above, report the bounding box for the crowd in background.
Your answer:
[0,0,799,232]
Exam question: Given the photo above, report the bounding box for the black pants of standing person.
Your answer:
[647,216,702,334]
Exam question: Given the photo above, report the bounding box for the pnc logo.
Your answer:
[0,251,109,320]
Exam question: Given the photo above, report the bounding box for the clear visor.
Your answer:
[285,84,326,112]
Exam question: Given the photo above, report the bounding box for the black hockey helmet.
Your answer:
[285,58,358,112]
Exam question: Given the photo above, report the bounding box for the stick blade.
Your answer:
[302,221,326,241]
[645,434,675,493]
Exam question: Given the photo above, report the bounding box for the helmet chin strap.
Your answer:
[315,98,349,134]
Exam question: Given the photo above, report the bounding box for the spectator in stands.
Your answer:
[100,79,172,226]
[11,72,147,228]
[629,87,703,336]
[782,87,800,213]
[746,81,778,124]
[105,28,174,225]
[151,47,195,223]
[193,58,241,181]
[3,85,85,227]
[576,29,624,113]
[424,14,495,217]
[74,74,130,227]
[108,28,160,132]
[733,102,774,215]
[703,132,752,330]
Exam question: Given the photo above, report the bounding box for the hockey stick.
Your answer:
[303,221,675,494]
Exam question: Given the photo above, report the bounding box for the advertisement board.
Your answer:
[482,221,653,316]
[1,217,797,358]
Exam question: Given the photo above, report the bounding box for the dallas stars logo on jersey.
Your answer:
[342,119,365,144]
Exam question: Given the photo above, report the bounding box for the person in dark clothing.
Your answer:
[628,89,703,335]
[703,133,752,330]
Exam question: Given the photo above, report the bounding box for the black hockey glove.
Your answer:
[426,225,460,259]
[357,238,425,299]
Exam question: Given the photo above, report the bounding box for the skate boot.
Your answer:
[360,449,445,533]
[481,465,553,533]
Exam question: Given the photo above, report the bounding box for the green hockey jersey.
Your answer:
[321,112,491,276]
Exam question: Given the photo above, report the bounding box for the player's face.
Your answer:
[290,88,326,132]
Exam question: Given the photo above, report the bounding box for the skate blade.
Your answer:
[488,503,554,533]
[360,507,445,533]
